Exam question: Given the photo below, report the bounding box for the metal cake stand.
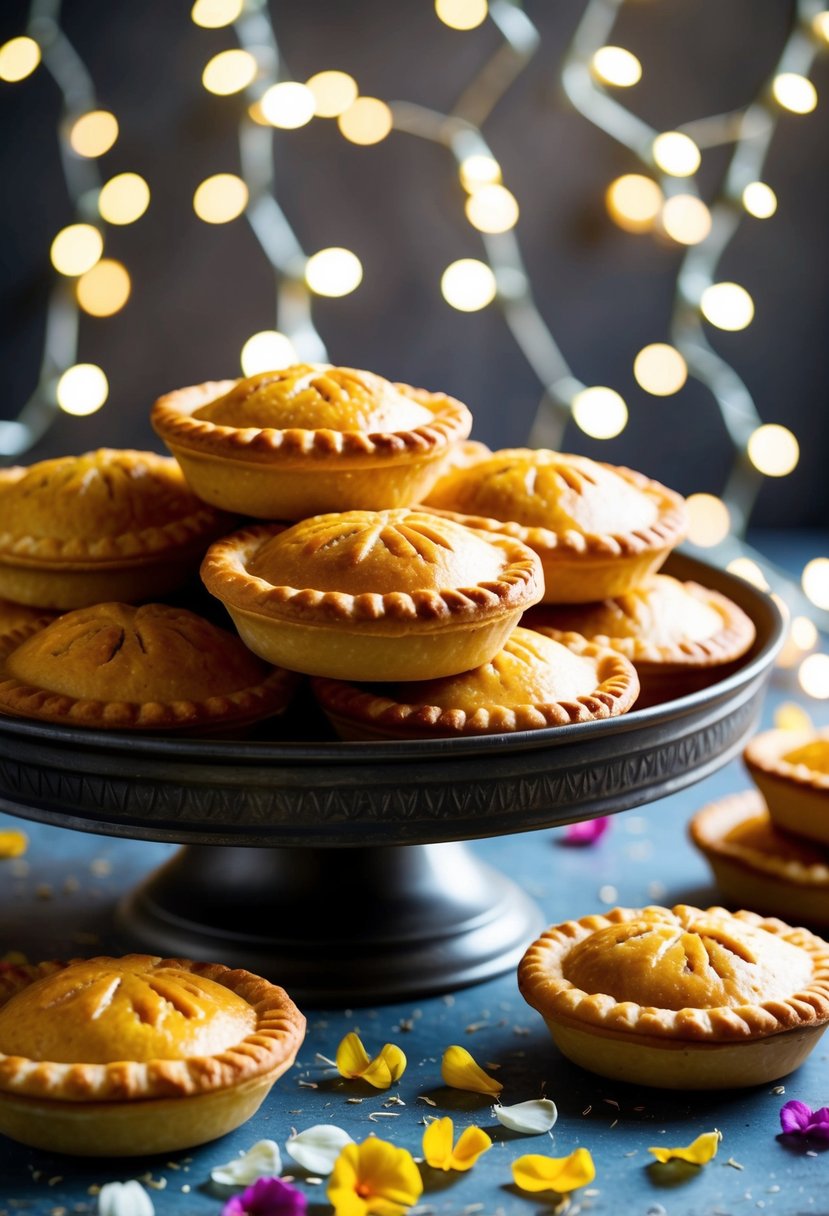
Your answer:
[0,554,784,1002]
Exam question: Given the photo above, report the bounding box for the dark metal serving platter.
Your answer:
[0,553,785,1001]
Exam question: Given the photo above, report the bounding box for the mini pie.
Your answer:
[422,448,687,602]
[526,574,756,707]
[0,601,297,732]
[518,903,829,1089]
[744,728,829,847]
[151,364,473,519]
[0,599,55,644]
[690,790,829,930]
[200,509,543,682]
[312,625,639,740]
[0,954,305,1156]
[0,448,232,610]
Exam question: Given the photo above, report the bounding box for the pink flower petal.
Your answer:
[221,1176,307,1216]
[563,817,610,846]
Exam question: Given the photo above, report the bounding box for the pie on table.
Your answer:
[0,954,305,1155]
[422,447,687,602]
[518,903,829,1088]
[312,624,639,739]
[200,509,543,681]
[0,449,231,609]
[151,363,473,519]
[743,728,829,847]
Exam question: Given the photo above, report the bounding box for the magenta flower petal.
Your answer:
[563,817,610,845]
[221,1176,308,1216]
[780,1100,829,1141]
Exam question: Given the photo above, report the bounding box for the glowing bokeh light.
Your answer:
[76,259,131,317]
[98,173,150,225]
[305,247,363,297]
[440,259,497,311]
[261,81,315,128]
[742,181,777,219]
[241,331,298,375]
[50,224,104,277]
[605,174,663,233]
[69,110,119,158]
[747,423,799,477]
[661,194,711,245]
[685,493,731,547]
[202,48,257,96]
[193,174,248,223]
[591,46,642,88]
[56,364,108,416]
[802,558,829,609]
[633,343,688,396]
[813,11,829,42]
[571,387,628,439]
[306,70,358,118]
[772,72,817,114]
[0,36,41,82]
[459,154,501,192]
[799,652,829,699]
[435,0,488,30]
[191,0,243,28]
[726,557,769,590]
[700,281,754,331]
[465,183,519,233]
[793,615,819,650]
[774,701,813,730]
[337,96,393,145]
[652,131,701,177]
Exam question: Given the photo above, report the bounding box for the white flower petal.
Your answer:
[493,1098,558,1134]
[286,1124,354,1175]
[98,1181,154,1216]
[210,1138,283,1186]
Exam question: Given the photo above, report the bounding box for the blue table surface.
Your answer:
[0,534,827,1216]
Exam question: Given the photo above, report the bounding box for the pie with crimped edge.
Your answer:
[0,599,56,644]
[0,448,232,610]
[690,790,829,930]
[526,574,755,707]
[200,509,543,682]
[0,954,305,1156]
[0,601,297,732]
[518,903,829,1089]
[744,728,829,848]
[312,625,638,740]
[151,364,473,519]
[422,448,687,602]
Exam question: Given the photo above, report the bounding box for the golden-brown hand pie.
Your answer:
[0,448,232,610]
[690,790,829,929]
[151,364,473,519]
[200,510,543,681]
[518,903,829,1089]
[423,448,686,602]
[526,574,756,707]
[0,599,56,644]
[312,625,638,739]
[0,601,297,731]
[0,954,305,1155]
[744,728,829,847]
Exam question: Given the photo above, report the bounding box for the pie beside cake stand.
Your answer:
[0,554,783,1002]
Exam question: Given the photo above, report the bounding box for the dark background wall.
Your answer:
[1,0,827,525]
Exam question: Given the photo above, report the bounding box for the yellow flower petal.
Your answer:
[337,1031,372,1079]
[441,1045,503,1095]
[377,1042,407,1083]
[648,1129,722,1166]
[423,1116,455,1169]
[450,1124,492,1170]
[328,1137,423,1216]
[512,1148,596,1193]
[336,1034,407,1089]
[0,830,27,859]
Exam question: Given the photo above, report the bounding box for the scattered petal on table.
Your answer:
[328,1137,422,1215]
[336,1031,407,1089]
[441,1044,503,1095]
[98,1181,154,1216]
[648,1129,721,1165]
[286,1124,353,1175]
[211,1139,283,1186]
[512,1147,595,1193]
[422,1115,492,1171]
[493,1098,558,1134]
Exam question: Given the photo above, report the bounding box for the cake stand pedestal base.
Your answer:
[116,841,543,1004]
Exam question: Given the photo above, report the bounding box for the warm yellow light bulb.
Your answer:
[305,247,363,297]
[591,46,642,88]
[337,97,393,145]
[50,224,104,277]
[726,557,769,590]
[68,110,119,158]
[465,183,519,233]
[633,343,688,396]
[260,81,316,128]
[685,493,731,547]
[742,181,777,219]
[435,0,488,30]
[772,72,817,114]
[240,331,298,375]
[193,174,248,223]
[306,70,358,118]
[747,423,799,477]
[459,154,501,192]
[191,0,243,28]
[202,49,257,96]
[56,364,108,416]
[605,174,663,233]
[700,282,754,331]
[440,259,496,311]
[0,36,40,82]
[661,194,711,245]
[652,132,701,177]
[571,387,628,439]
[799,652,829,699]
[98,173,150,225]
[802,558,829,609]
[76,259,131,317]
